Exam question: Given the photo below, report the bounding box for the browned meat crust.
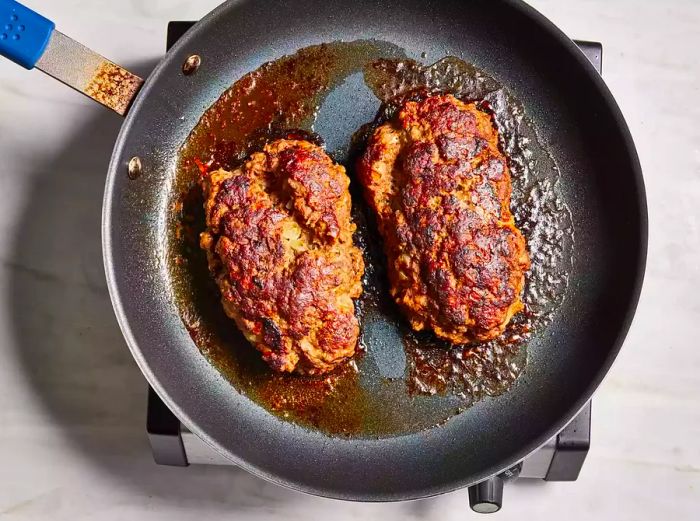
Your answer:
[357,94,529,342]
[200,139,364,374]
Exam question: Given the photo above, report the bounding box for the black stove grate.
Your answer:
[147,21,598,507]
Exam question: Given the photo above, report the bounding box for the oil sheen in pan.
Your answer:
[166,40,574,437]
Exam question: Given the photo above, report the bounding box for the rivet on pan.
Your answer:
[182,54,202,75]
[127,156,143,180]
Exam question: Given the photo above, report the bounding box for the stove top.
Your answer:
[148,21,600,513]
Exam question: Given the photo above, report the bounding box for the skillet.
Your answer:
[0,0,646,501]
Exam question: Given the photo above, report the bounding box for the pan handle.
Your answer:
[0,0,143,116]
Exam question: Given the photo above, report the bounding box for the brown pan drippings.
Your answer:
[166,41,573,437]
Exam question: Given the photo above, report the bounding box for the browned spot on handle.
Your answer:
[85,61,144,115]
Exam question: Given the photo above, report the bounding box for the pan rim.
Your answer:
[102,0,647,500]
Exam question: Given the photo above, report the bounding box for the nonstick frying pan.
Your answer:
[0,0,646,502]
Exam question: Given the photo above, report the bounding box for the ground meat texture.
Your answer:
[200,139,364,374]
[357,94,529,343]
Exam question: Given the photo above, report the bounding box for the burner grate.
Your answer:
[147,20,599,507]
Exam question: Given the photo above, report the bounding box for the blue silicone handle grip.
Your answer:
[0,0,54,69]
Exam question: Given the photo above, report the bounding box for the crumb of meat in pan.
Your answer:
[200,139,364,374]
[357,94,530,343]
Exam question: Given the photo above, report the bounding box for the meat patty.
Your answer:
[357,94,529,343]
[200,139,364,374]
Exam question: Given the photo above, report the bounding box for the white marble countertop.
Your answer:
[0,1,698,519]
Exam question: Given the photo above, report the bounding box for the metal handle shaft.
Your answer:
[0,0,143,115]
